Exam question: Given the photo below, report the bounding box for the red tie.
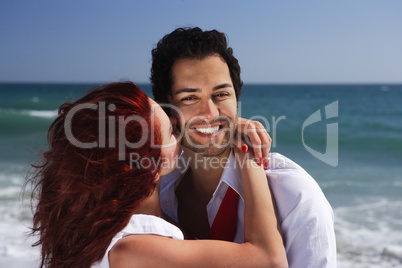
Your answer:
[209,186,239,241]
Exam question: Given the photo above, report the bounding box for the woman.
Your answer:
[30,81,287,267]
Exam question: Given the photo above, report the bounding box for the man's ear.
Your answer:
[153,172,161,183]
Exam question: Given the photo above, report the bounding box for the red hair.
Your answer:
[30,82,162,267]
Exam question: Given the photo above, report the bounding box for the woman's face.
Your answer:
[149,98,181,176]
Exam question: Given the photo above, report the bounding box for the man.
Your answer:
[151,27,336,267]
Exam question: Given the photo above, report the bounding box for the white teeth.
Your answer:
[194,126,220,134]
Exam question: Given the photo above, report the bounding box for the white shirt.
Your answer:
[160,150,337,268]
[92,214,184,268]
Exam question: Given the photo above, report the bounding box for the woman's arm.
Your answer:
[109,147,287,268]
[235,146,287,266]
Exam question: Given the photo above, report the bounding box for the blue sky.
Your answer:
[1,0,401,84]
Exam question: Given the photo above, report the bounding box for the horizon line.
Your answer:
[1,81,402,86]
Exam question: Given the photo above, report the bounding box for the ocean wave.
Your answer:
[0,167,39,262]
[0,200,39,262]
[0,108,58,135]
[0,187,22,200]
[0,107,58,118]
[27,109,58,118]
[335,198,402,267]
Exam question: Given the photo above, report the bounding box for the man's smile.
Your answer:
[192,125,222,135]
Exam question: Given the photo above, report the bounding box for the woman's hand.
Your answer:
[235,117,272,169]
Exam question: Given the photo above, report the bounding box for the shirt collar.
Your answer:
[161,149,244,195]
[160,150,189,190]
[213,150,244,202]
[160,149,245,222]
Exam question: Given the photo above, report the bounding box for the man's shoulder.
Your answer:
[266,152,318,188]
[266,153,332,220]
[266,153,336,267]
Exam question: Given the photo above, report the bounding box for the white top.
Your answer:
[91,214,184,268]
[160,150,337,268]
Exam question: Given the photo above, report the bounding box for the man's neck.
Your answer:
[182,147,232,197]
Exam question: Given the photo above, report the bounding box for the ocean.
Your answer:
[0,83,401,267]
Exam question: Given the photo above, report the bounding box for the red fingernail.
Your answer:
[242,145,247,153]
[259,157,263,165]
[264,162,268,169]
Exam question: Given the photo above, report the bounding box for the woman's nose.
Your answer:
[169,117,178,126]
[169,117,178,133]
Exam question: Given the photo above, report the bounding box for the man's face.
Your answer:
[168,54,238,157]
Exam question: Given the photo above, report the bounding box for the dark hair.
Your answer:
[151,27,243,104]
[29,82,162,268]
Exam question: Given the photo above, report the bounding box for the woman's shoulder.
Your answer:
[108,233,164,268]
[121,214,184,240]
[93,214,184,268]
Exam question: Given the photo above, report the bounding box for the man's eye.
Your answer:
[181,96,197,102]
[214,93,229,98]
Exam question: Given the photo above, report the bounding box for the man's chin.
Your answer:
[180,127,234,157]
[181,143,230,157]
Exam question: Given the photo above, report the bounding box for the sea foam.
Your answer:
[335,198,402,267]
[27,109,58,119]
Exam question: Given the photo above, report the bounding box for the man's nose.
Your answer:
[199,99,219,120]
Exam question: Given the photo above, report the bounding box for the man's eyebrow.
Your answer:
[213,83,233,91]
[174,88,201,95]
[174,83,232,95]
